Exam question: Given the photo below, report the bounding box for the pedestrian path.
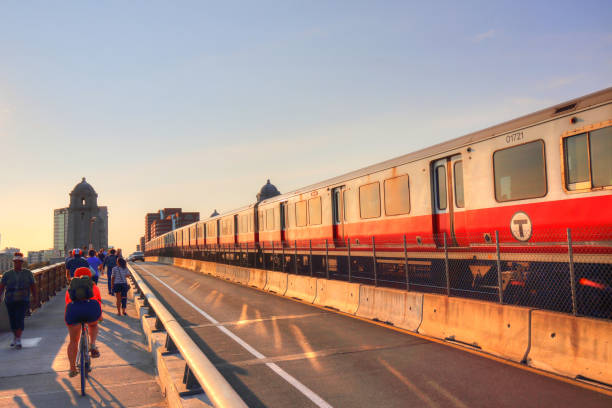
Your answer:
[0,275,166,408]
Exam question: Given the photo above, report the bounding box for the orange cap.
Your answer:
[74,267,92,278]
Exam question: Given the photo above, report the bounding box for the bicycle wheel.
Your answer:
[84,325,90,379]
[80,325,87,396]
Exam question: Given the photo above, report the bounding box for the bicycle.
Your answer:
[75,322,91,396]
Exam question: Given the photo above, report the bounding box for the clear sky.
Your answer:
[1,1,610,255]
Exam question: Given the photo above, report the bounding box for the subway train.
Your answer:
[146,87,612,318]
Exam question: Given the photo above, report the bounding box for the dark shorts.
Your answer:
[65,300,102,326]
[6,301,29,331]
[113,283,129,296]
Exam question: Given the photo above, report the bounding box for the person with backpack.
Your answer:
[111,257,130,316]
[86,250,102,284]
[65,267,102,377]
[103,249,118,295]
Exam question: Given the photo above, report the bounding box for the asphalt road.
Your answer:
[132,262,611,408]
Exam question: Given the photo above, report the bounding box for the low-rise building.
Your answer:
[0,247,20,273]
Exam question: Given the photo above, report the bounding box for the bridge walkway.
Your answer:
[0,274,166,408]
[133,262,612,408]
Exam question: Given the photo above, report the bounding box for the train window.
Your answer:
[564,133,590,187]
[564,126,612,190]
[590,127,612,188]
[343,189,351,221]
[454,161,464,208]
[494,140,546,202]
[359,182,381,219]
[259,211,264,231]
[435,165,447,210]
[384,175,410,215]
[309,197,322,225]
[266,208,275,230]
[295,200,308,227]
[274,207,280,230]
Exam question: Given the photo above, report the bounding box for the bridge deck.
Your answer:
[133,262,611,408]
[0,275,166,408]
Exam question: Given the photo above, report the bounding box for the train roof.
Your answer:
[259,86,612,205]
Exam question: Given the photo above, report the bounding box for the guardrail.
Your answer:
[1,262,66,330]
[127,263,247,408]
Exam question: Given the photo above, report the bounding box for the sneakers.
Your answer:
[90,346,100,358]
[9,338,15,348]
[15,338,22,350]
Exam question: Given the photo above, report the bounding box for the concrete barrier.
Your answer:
[233,267,250,285]
[264,271,288,295]
[355,286,423,332]
[211,263,224,279]
[527,310,612,385]
[193,260,205,274]
[248,269,267,289]
[285,275,317,303]
[313,279,360,314]
[418,294,530,362]
[199,261,215,275]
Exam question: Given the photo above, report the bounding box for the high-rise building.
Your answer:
[54,178,108,255]
[53,208,69,254]
[144,208,199,242]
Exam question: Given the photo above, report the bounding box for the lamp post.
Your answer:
[88,216,97,250]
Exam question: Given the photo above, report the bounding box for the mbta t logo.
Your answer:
[510,211,533,242]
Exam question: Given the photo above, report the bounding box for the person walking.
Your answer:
[65,249,89,283]
[0,253,37,349]
[97,248,106,273]
[103,249,118,295]
[86,250,102,284]
[111,258,130,316]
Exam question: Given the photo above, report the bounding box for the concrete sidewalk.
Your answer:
[0,275,166,408]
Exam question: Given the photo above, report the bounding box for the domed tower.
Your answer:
[64,178,108,252]
[69,177,98,209]
[256,179,280,202]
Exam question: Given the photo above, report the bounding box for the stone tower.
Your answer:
[63,178,108,252]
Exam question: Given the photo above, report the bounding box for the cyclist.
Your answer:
[65,267,102,377]
[65,249,89,283]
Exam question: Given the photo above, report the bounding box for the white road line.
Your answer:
[139,264,333,408]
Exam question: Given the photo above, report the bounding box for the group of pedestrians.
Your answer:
[0,246,132,377]
[64,247,130,315]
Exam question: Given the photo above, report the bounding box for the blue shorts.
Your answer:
[65,300,102,326]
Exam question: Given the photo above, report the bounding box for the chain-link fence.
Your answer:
[152,226,612,320]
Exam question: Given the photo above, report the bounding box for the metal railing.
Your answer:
[149,225,612,320]
[127,263,247,408]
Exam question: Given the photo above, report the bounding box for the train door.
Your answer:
[332,186,345,244]
[432,155,465,246]
[280,202,288,243]
[233,215,239,244]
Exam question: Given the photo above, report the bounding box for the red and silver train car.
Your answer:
[146,88,612,317]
